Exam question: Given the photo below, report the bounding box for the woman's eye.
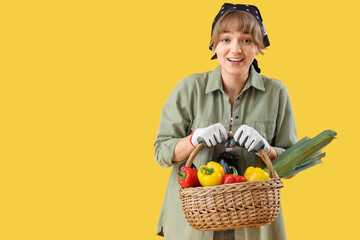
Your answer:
[221,38,230,43]
[242,39,252,43]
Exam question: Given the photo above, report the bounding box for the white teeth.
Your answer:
[228,58,243,62]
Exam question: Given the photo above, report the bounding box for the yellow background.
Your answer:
[0,0,359,239]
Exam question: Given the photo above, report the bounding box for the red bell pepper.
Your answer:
[222,166,246,184]
[178,167,201,188]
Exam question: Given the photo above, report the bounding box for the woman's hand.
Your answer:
[190,123,228,148]
[231,125,271,154]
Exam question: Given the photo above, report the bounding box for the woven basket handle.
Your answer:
[185,132,279,179]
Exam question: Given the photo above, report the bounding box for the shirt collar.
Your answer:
[205,65,265,94]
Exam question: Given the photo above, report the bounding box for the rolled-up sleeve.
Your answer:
[273,86,298,156]
[154,79,192,168]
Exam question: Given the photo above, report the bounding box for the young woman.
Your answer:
[154,3,297,240]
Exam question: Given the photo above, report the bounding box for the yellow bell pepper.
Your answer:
[197,161,225,187]
[244,166,270,181]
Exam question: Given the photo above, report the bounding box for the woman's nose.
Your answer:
[231,43,242,53]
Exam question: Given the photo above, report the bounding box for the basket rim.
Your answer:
[179,177,283,197]
[180,177,283,190]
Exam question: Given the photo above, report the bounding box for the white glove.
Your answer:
[190,123,228,148]
[232,125,271,154]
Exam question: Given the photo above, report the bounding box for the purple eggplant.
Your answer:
[216,151,239,175]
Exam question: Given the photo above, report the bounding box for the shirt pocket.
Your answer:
[243,120,276,144]
[189,118,214,133]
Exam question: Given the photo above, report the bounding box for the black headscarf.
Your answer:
[210,3,270,73]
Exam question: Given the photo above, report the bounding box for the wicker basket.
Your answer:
[178,139,284,231]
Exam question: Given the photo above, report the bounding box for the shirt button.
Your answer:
[235,116,239,119]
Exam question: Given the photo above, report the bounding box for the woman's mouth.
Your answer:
[227,57,244,64]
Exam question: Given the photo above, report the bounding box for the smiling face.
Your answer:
[213,29,259,77]
[210,10,264,78]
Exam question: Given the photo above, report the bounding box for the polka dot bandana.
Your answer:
[209,3,270,57]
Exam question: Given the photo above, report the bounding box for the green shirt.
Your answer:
[154,65,297,240]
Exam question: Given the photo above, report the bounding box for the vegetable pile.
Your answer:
[178,160,269,188]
